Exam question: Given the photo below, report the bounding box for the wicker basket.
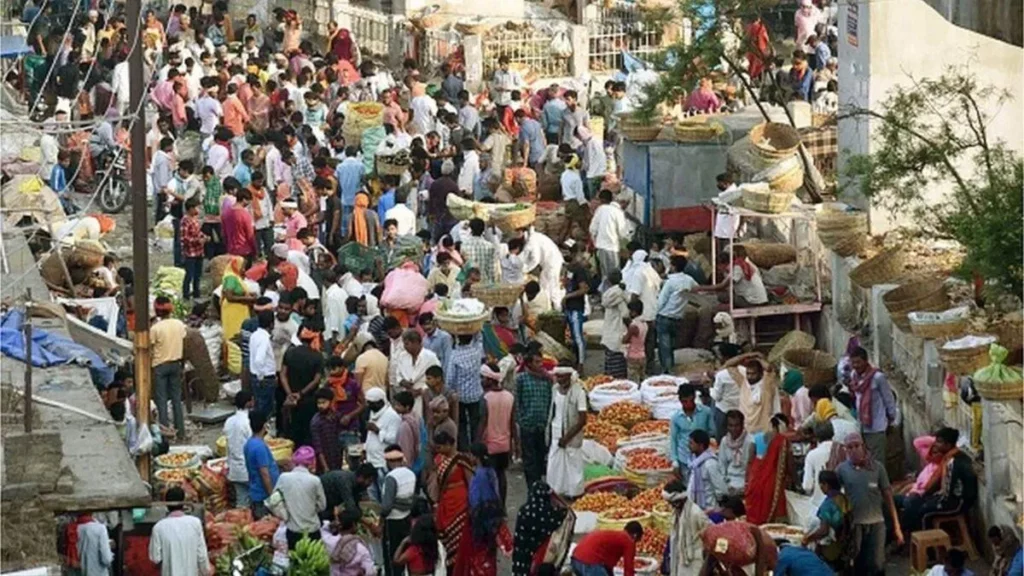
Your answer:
[991,317,1024,353]
[909,317,969,340]
[768,330,816,365]
[742,186,795,214]
[974,378,1024,401]
[849,247,906,289]
[434,312,489,336]
[447,194,478,221]
[828,233,868,258]
[596,508,653,531]
[673,117,726,142]
[535,330,575,364]
[938,338,996,375]
[768,162,804,194]
[621,125,663,142]
[782,349,837,386]
[882,279,950,332]
[490,204,537,234]
[376,161,409,176]
[472,283,525,308]
[736,242,797,269]
[749,122,802,160]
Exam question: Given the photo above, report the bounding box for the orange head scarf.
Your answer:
[352,192,370,245]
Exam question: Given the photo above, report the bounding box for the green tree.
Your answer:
[633,0,824,200]
[841,66,1023,296]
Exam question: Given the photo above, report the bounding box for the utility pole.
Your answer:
[127,0,152,481]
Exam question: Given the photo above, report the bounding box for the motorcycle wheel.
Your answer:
[100,178,130,213]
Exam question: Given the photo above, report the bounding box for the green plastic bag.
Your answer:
[584,463,616,482]
[972,344,1023,383]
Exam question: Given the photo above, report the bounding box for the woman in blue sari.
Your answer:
[466,443,511,575]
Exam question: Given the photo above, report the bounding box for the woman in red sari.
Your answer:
[432,430,474,575]
[744,413,793,525]
[745,15,772,81]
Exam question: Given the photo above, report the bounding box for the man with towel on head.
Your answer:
[546,366,588,498]
[281,199,308,251]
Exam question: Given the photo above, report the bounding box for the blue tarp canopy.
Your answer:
[1,308,115,388]
[0,36,32,59]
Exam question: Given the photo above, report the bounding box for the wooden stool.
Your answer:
[911,529,952,572]
[928,514,981,560]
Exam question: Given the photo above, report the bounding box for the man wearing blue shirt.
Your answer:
[516,109,547,169]
[541,86,567,144]
[774,541,836,575]
[244,411,280,518]
[334,146,365,234]
[233,149,255,188]
[669,384,715,478]
[807,34,832,72]
[655,255,699,373]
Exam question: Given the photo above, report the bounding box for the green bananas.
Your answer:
[289,535,330,575]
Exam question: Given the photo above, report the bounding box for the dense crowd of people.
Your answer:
[21,0,1017,575]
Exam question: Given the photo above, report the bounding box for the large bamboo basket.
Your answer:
[938,337,997,375]
[767,330,816,365]
[749,122,802,160]
[736,242,797,269]
[782,349,837,386]
[882,279,950,332]
[849,247,906,289]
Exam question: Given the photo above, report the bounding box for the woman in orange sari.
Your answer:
[432,429,474,575]
[744,413,793,525]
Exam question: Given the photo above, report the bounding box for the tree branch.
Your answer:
[838,107,978,213]
[961,90,995,188]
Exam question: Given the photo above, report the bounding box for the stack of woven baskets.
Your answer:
[619,113,664,142]
[938,335,998,376]
[881,278,951,333]
[849,247,907,289]
[816,206,869,257]
[740,182,793,214]
[673,115,727,142]
[490,204,536,234]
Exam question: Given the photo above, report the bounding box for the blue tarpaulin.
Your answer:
[0,36,32,59]
[0,308,115,389]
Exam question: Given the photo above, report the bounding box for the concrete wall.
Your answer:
[837,0,1024,234]
[818,249,1023,554]
[921,0,1023,47]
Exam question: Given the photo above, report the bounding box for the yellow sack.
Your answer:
[19,176,43,194]
[225,341,242,375]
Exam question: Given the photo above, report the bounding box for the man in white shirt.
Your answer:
[490,55,523,107]
[392,329,440,419]
[579,126,607,194]
[801,420,835,505]
[274,450,327,550]
[195,83,223,137]
[323,267,349,346]
[385,188,416,236]
[249,310,278,417]
[589,189,628,289]
[364,388,401,494]
[109,58,131,113]
[408,90,438,136]
[458,144,480,196]
[710,362,743,440]
[520,227,566,310]
[149,486,209,576]
[223,390,253,506]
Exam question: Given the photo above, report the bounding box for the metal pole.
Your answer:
[127,0,152,481]
[23,289,32,433]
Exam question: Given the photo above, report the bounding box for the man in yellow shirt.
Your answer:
[150,296,188,439]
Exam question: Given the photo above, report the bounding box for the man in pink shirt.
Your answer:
[281,199,308,251]
[150,69,180,113]
[222,188,257,258]
[222,83,250,138]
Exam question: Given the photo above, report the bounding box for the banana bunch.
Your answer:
[289,536,330,575]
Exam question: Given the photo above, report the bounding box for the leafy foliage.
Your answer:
[842,66,1023,296]
[633,0,781,121]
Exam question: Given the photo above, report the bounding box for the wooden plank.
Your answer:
[730,302,822,319]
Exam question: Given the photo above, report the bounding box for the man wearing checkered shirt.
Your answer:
[460,218,498,283]
[516,350,554,487]
[446,333,484,450]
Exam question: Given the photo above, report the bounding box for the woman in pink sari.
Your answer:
[327,22,359,65]
[685,77,721,113]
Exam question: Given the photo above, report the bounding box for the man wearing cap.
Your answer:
[836,432,903,574]
[275,447,327,550]
[546,367,588,499]
[380,445,417,576]
[150,296,188,439]
[364,389,401,491]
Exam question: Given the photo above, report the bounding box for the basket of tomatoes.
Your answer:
[614,556,660,576]
[636,528,669,557]
[630,420,670,435]
[573,492,630,513]
[599,401,652,429]
[624,453,675,488]
[596,506,653,531]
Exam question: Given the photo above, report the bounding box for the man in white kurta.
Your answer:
[664,488,712,576]
[149,489,209,576]
[546,368,588,498]
[520,227,566,310]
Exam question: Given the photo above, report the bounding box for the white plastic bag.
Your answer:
[581,439,615,467]
[639,375,688,404]
[588,380,641,412]
[550,31,573,58]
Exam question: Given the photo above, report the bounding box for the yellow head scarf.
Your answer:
[814,398,836,421]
